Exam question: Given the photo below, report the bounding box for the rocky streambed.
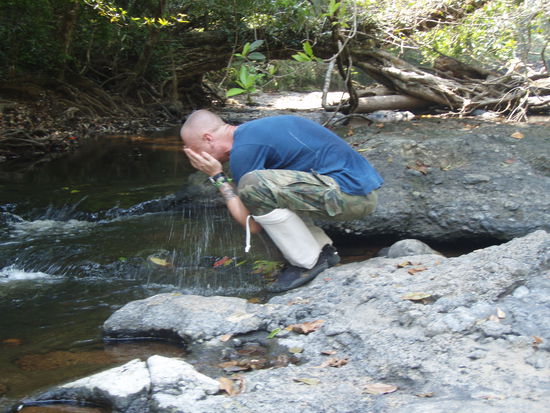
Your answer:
[14,230,550,413]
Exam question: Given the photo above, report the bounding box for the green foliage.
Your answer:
[226,40,268,102]
[292,41,320,62]
[0,0,61,75]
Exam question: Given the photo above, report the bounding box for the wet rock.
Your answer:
[34,359,150,412]
[381,239,442,258]
[30,230,550,413]
[103,294,277,343]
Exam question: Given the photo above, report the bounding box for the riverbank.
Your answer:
[16,229,550,413]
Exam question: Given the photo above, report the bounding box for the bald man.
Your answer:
[181,110,383,292]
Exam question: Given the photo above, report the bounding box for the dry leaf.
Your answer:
[363,383,398,395]
[511,131,524,139]
[289,347,304,354]
[219,334,232,342]
[218,361,249,372]
[407,266,428,275]
[401,292,432,301]
[213,256,232,267]
[288,319,324,334]
[218,377,240,396]
[397,261,413,268]
[293,377,321,385]
[148,257,170,266]
[416,392,435,398]
[247,297,261,304]
[407,160,429,175]
[375,123,385,128]
[496,307,506,319]
[1,338,22,346]
[321,349,338,355]
[318,357,349,368]
[533,336,543,348]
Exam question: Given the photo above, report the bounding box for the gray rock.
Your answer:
[103,293,277,343]
[384,239,442,258]
[30,230,550,413]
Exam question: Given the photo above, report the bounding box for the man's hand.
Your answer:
[183,148,223,177]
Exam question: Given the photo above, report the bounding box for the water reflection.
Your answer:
[0,131,276,409]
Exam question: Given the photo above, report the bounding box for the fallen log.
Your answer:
[354,94,431,113]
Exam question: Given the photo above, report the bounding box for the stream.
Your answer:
[0,129,280,411]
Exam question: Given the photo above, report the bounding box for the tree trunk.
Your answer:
[351,48,549,120]
[57,0,80,81]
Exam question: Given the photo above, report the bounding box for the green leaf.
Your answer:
[249,39,264,52]
[226,88,246,97]
[267,328,281,339]
[239,65,249,87]
[241,42,251,57]
[248,52,266,61]
[292,52,311,62]
[303,41,314,57]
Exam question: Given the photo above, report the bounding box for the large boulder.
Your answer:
[329,118,549,242]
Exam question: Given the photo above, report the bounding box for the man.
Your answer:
[181,109,383,292]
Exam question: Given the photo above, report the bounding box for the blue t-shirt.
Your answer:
[230,115,383,195]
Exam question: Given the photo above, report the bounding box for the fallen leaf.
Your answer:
[347,128,354,136]
[407,266,428,275]
[289,347,304,354]
[397,261,413,268]
[321,349,338,355]
[148,257,170,266]
[401,292,432,301]
[218,376,244,396]
[416,392,435,398]
[267,328,281,339]
[1,338,22,346]
[288,319,324,334]
[375,123,385,128]
[219,334,232,342]
[247,297,261,304]
[363,382,398,395]
[317,357,349,368]
[293,377,321,385]
[511,131,524,139]
[496,307,506,319]
[213,256,233,267]
[532,336,543,348]
[218,361,249,372]
[407,160,429,175]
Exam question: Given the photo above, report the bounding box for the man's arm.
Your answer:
[183,148,262,234]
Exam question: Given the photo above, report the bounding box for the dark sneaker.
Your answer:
[267,257,329,293]
[321,244,340,267]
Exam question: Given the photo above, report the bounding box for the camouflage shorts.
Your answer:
[237,169,378,221]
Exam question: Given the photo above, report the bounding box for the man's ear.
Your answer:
[203,132,214,143]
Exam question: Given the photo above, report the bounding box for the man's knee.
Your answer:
[237,171,262,193]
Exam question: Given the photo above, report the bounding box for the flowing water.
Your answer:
[0,130,278,411]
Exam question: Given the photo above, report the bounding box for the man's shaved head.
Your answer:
[180,109,225,147]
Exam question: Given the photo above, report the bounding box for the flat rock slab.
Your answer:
[330,118,550,241]
[30,230,550,413]
[103,293,277,343]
